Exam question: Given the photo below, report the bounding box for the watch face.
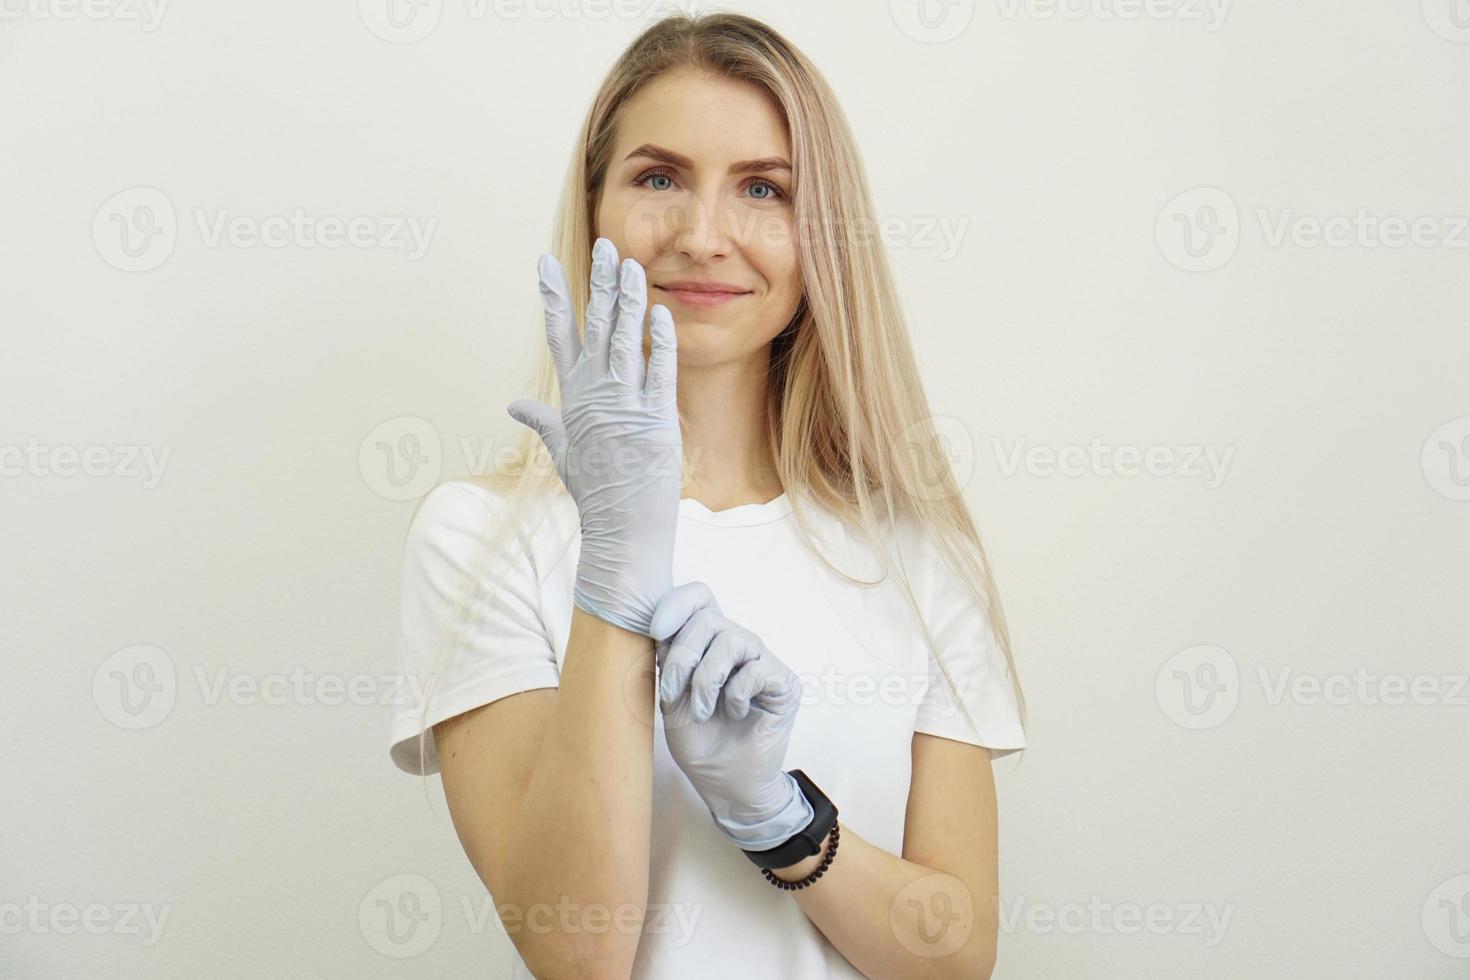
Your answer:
[741,770,839,870]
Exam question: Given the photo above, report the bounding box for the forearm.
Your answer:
[501,606,654,978]
[769,823,996,980]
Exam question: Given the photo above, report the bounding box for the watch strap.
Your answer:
[740,769,838,870]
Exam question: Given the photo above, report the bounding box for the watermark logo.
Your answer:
[897,414,975,502]
[91,646,176,731]
[890,0,976,42]
[93,187,176,272]
[359,874,442,957]
[1156,186,1239,272]
[891,873,974,958]
[93,644,177,730]
[359,416,443,501]
[1156,644,1239,730]
[1422,874,1470,957]
[359,0,443,42]
[1422,0,1470,42]
[1422,415,1470,501]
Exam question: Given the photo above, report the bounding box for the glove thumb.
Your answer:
[506,399,567,476]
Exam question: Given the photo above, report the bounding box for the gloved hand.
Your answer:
[507,237,683,637]
[649,581,815,851]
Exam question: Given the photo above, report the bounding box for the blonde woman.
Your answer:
[387,11,1026,979]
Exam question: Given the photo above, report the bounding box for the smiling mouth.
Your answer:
[652,285,752,306]
[653,286,751,295]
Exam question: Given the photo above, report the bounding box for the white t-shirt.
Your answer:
[387,479,1025,979]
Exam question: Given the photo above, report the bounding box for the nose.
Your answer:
[668,190,734,270]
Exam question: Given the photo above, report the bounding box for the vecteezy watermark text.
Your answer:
[93,187,437,272]
[357,874,703,958]
[0,0,168,30]
[992,436,1235,488]
[996,895,1234,946]
[192,208,436,260]
[1157,644,1469,730]
[994,0,1230,31]
[1158,186,1470,272]
[0,896,171,946]
[0,439,170,488]
[92,644,433,730]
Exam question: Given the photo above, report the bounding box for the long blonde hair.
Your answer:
[407,9,1026,786]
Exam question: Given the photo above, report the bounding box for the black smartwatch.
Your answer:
[740,769,838,870]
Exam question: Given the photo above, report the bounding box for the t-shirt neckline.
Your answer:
[678,491,793,527]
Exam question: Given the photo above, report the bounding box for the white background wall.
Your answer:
[3,0,1467,976]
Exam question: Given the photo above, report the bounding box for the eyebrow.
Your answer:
[622,143,792,176]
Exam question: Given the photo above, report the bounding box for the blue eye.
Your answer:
[633,167,787,202]
[745,179,786,201]
[634,168,677,191]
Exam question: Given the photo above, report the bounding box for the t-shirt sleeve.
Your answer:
[387,481,561,775]
[909,527,1027,761]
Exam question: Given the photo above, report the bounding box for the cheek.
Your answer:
[758,247,802,304]
[743,218,800,297]
[599,189,667,258]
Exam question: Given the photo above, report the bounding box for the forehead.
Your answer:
[613,67,791,163]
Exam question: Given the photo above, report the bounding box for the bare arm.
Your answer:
[430,238,677,977]
[765,732,1002,980]
[434,605,655,980]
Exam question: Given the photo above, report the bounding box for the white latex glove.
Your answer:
[507,237,682,637]
[649,581,815,851]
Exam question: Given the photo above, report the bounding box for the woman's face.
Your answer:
[596,67,802,369]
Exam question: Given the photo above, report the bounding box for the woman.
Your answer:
[387,12,1027,979]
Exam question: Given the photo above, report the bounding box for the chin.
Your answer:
[665,320,753,367]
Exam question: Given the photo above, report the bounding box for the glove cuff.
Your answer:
[708,771,815,851]
[571,584,656,637]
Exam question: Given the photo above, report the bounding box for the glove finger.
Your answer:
[643,304,678,405]
[583,237,619,377]
[609,258,648,389]
[659,607,725,706]
[649,581,720,644]
[505,399,566,477]
[750,659,802,714]
[690,629,760,723]
[535,253,580,386]
[721,659,764,721]
[724,653,798,721]
[752,695,799,739]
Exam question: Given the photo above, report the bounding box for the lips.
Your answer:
[654,284,751,307]
[654,283,750,295]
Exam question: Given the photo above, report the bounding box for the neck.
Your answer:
[676,349,783,509]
